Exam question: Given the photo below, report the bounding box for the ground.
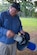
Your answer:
[17,18,37,55]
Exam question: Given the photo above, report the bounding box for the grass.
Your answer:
[20,18,37,32]
[20,18,37,27]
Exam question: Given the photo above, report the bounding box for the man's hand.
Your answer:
[20,30,25,35]
[6,30,15,38]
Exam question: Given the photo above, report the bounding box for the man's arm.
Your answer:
[0,13,15,37]
[0,13,8,36]
[18,18,25,35]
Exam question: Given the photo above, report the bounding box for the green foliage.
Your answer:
[20,1,34,17]
[33,12,37,18]
[34,1,37,7]
[0,4,9,12]
[7,0,13,3]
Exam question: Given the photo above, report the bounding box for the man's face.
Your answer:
[9,6,19,16]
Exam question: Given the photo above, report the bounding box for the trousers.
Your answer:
[0,42,17,55]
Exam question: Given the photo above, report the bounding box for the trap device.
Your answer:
[14,32,36,51]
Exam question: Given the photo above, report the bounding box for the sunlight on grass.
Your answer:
[20,18,37,32]
[20,18,37,27]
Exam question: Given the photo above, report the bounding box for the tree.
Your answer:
[20,0,34,17]
[7,0,27,3]
[34,1,37,7]
[34,1,37,17]
[7,0,14,3]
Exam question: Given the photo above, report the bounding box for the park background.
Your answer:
[0,0,37,55]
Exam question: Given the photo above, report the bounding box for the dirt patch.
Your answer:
[17,49,37,55]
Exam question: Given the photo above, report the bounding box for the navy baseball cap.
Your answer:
[11,2,20,11]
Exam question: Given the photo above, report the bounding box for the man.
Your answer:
[0,2,25,55]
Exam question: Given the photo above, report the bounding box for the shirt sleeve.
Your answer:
[18,18,23,32]
[0,12,8,36]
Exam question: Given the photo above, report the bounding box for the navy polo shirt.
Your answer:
[0,10,22,44]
